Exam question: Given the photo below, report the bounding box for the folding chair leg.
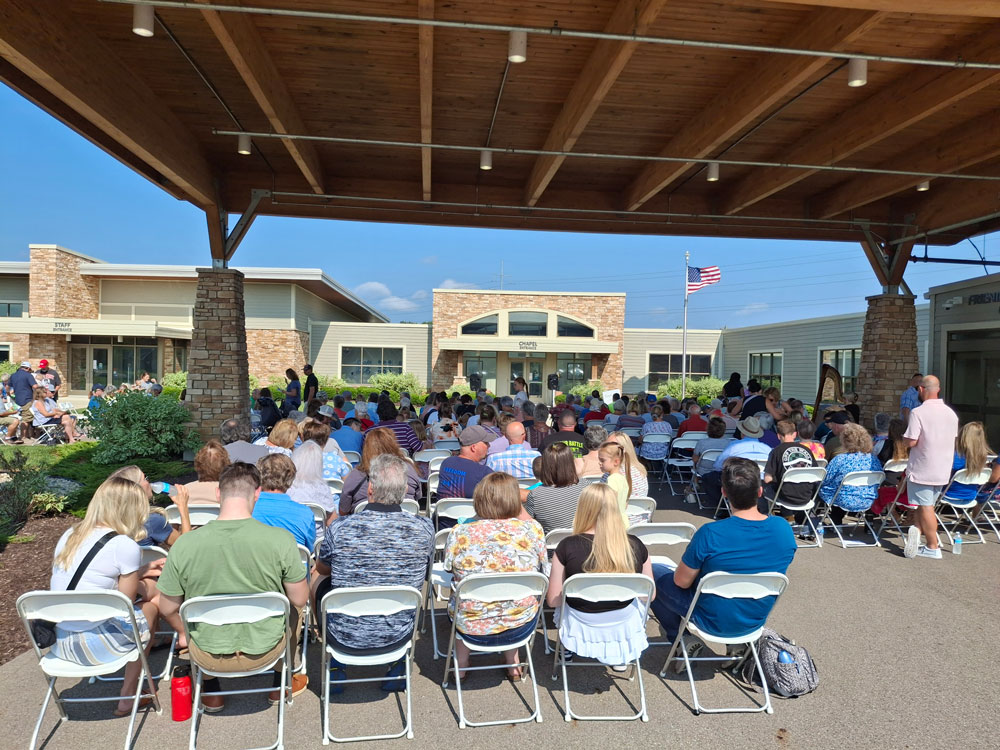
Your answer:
[29,677,59,750]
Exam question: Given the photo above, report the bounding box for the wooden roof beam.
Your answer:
[719,27,1000,217]
[752,1,1000,18]
[199,4,325,195]
[903,178,1000,240]
[0,0,217,210]
[810,111,1000,219]
[623,7,882,212]
[522,0,670,207]
[418,0,434,202]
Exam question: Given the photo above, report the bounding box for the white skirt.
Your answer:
[555,598,648,665]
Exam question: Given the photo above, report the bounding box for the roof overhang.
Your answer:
[0,317,192,340]
[438,336,618,354]
[0,262,31,276]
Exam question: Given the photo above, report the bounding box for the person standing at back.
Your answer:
[900,372,923,421]
[302,364,319,404]
[902,375,959,560]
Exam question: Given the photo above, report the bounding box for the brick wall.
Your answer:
[27,334,69,377]
[857,293,919,429]
[186,269,251,442]
[247,329,310,381]
[430,291,626,391]
[29,246,100,319]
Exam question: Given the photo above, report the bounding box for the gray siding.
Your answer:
[311,322,432,386]
[622,329,720,392]
[245,283,293,329]
[0,277,29,306]
[294,287,360,331]
[101,279,196,304]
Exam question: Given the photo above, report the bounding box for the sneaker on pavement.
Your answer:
[673,636,705,674]
[904,525,921,559]
[268,674,308,705]
[916,545,942,559]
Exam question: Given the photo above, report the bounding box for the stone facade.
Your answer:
[185,268,251,442]
[246,329,310,381]
[29,246,100,319]
[28,334,69,378]
[857,293,919,429]
[430,291,626,392]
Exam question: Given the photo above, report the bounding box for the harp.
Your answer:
[812,364,844,423]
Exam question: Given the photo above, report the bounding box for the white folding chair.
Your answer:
[692,449,724,509]
[432,497,476,531]
[414,448,451,464]
[305,503,328,536]
[625,496,656,526]
[767,466,826,549]
[620,428,641,438]
[659,571,789,715]
[342,451,361,466]
[936,467,995,547]
[874,474,918,543]
[639,434,671,481]
[518,477,539,490]
[419,529,454,660]
[353,499,420,514]
[36,421,63,445]
[442,572,548,728]
[326,478,344,495]
[683,431,708,441]
[629,522,696,570]
[665,436,699,493]
[180,593,293,750]
[814,457,828,468]
[540,528,574,654]
[426,472,440,508]
[433,438,460,451]
[296,545,313,675]
[551,573,655,722]
[428,455,449,474]
[320,586,423,742]
[17,590,161,750]
[816,471,885,548]
[975,484,1000,543]
[166,503,220,527]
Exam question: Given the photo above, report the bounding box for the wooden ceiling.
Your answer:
[4,0,1000,261]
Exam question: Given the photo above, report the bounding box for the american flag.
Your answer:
[687,265,721,294]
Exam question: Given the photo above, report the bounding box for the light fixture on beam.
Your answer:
[508,30,527,63]
[706,161,720,182]
[132,4,155,37]
[479,150,493,170]
[237,133,252,155]
[847,57,867,87]
[916,180,930,192]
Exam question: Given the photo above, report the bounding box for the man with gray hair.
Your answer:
[314,454,434,688]
[220,417,269,464]
[872,412,891,455]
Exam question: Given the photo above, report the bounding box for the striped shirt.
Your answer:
[318,505,434,649]
[525,481,590,534]
[368,422,423,455]
[485,443,540,478]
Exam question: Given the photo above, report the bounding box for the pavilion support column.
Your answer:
[187,267,250,443]
[857,293,918,429]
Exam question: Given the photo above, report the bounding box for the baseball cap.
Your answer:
[93,383,106,391]
[39,359,49,368]
[826,411,850,425]
[710,398,723,409]
[20,360,31,368]
[318,404,335,418]
[459,424,494,447]
[316,390,329,401]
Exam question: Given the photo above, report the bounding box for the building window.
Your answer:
[749,352,782,389]
[461,314,498,336]
[173,341,188,373]
[463,350,497,394]
[341,346,403,384]
[507,311,548,337]
[556,316,593,338]
[821,348,862,393]
[0,303,24,317]
[557,353,590,390]
[0,344,10,363]
[648,353,712,390]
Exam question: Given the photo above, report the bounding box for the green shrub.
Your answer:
[317,374,349,395]
[367,371,423,395]
[0,450,47,543]
[656,377,726,403]
[160,370,187,389]
[0,359,17,380]
[568,381,605,400]
[87,390,200,465]
[160,386,184,401]
[31,492,68,515]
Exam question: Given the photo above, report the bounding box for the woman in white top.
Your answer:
[49,476,161,715]
[289,440,337,516]
[30,385,77,443]
[512,377,529,411]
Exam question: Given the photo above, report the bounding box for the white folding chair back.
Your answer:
[426,471,440,501]
[683,431,708,441]
[320,586,423,742]
[660,571,789,715]
[414,448,451,463]
[428,455,449,473]
[17,590,160,750]
[824,470,884,548]
[139,545,169,566]
[882,459,908,474]
[770,466,826,548]
[626,496,656,526]
[295,545,313,674]
[355,498,420,514]
[518,476,539,489]
[698,449,724,468]
[326,477,344,494]
[433,498,476,528]
[166,503,220,526]
[815,457,828,467]
[342,450,362,465]
[433,438,460,451]
[629,522,696,568]
[553,573,654,722]
[421,527,455,659]
[305,502,328,527]
[620,428,641,437]
[936,466,995,546]
[539,528,574,653]
[443,572,548,728]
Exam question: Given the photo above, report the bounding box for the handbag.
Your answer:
[31,531,118,649]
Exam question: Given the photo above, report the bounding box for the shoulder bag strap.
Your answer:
[66,531,118,591]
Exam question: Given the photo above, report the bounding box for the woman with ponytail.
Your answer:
[546,483,654,666]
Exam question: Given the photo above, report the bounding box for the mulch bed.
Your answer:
[0,515,75,665]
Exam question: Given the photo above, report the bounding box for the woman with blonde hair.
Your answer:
[445,473,546,679]
[338,427,422,515]
[610,432,648,498]
[546,482,654,666]
[598,440,633,525]
[31,384,77,443]
[255,417,298,456]
[948,422,999,522]
[49,477,165,714]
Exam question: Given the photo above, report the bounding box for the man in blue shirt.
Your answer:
[701,416,772,510]
[899,372,922,421]
[252,453,316,551]
[438,425,493,499]
[332,417,364,455]
[650,457,796,662]
[9,361,36,406]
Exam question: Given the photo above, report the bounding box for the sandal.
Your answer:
[113,696,155,717]
[380,659,406,692]
[506,667,523,682]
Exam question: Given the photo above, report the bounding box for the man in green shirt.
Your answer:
[158,462,309,711]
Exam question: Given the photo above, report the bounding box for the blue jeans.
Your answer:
[648,563,695,640]
[457,616,538,648]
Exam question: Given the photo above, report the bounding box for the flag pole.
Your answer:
[681,251,689,400]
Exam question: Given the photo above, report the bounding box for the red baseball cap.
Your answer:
[39,359,48,367]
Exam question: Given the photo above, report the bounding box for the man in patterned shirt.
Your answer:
[899,372,922,421]
[486,421,541,478]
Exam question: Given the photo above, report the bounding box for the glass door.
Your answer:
[509,356,543,397]
[69,346,89,393]
[92,347,109,389]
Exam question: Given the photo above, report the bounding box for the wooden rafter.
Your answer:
[810,111,1000,219]
[860,236,890,287]
[199,4,325,195]
[907,178,1000,236]
[755,0,1000,17]
[0,0,217,210]
[623,7,882,212]
[719,27,1000,216]
[418,0,434,202]
[522,0,670,207]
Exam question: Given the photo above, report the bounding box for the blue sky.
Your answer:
[1,83,993,328]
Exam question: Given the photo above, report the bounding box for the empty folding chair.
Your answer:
[815,471,885,548]
[180,592,294,750]
[420,528,454,660]
[625,496,656,527]
[665,436,699,494]
[659,571,789,715]
[320,585,423,742]
[17,590,161,750]
[551,573,655,722]
[935,466,995,547]
[692,449,725,509]
[342,451,361,466]
[442,572,548,728]
[166,503,220,527]
[432,497,476,531]
[540,528,574,654]
[767,466,826,549]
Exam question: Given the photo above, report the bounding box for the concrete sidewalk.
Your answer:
[6,494,1000,749]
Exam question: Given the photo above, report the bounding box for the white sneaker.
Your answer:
[916,545,942,559]
[673,637,705,674]
[904,525,921,559]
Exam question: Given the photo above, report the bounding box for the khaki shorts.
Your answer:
[907,482,942,507]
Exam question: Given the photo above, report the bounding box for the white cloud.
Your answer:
[420,255,438,265]
[411,289,428,300]
[736,302,769,316]
[439,278,477,289]
[354,281,391,299]
[377,295,421,313]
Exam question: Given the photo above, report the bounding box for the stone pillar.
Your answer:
[186,268,251,442]
[857,293,918,429]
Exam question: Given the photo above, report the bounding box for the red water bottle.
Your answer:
[171,665,192,721]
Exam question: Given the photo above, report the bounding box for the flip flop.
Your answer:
[381,659,406,692]
[112,696,154,717]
